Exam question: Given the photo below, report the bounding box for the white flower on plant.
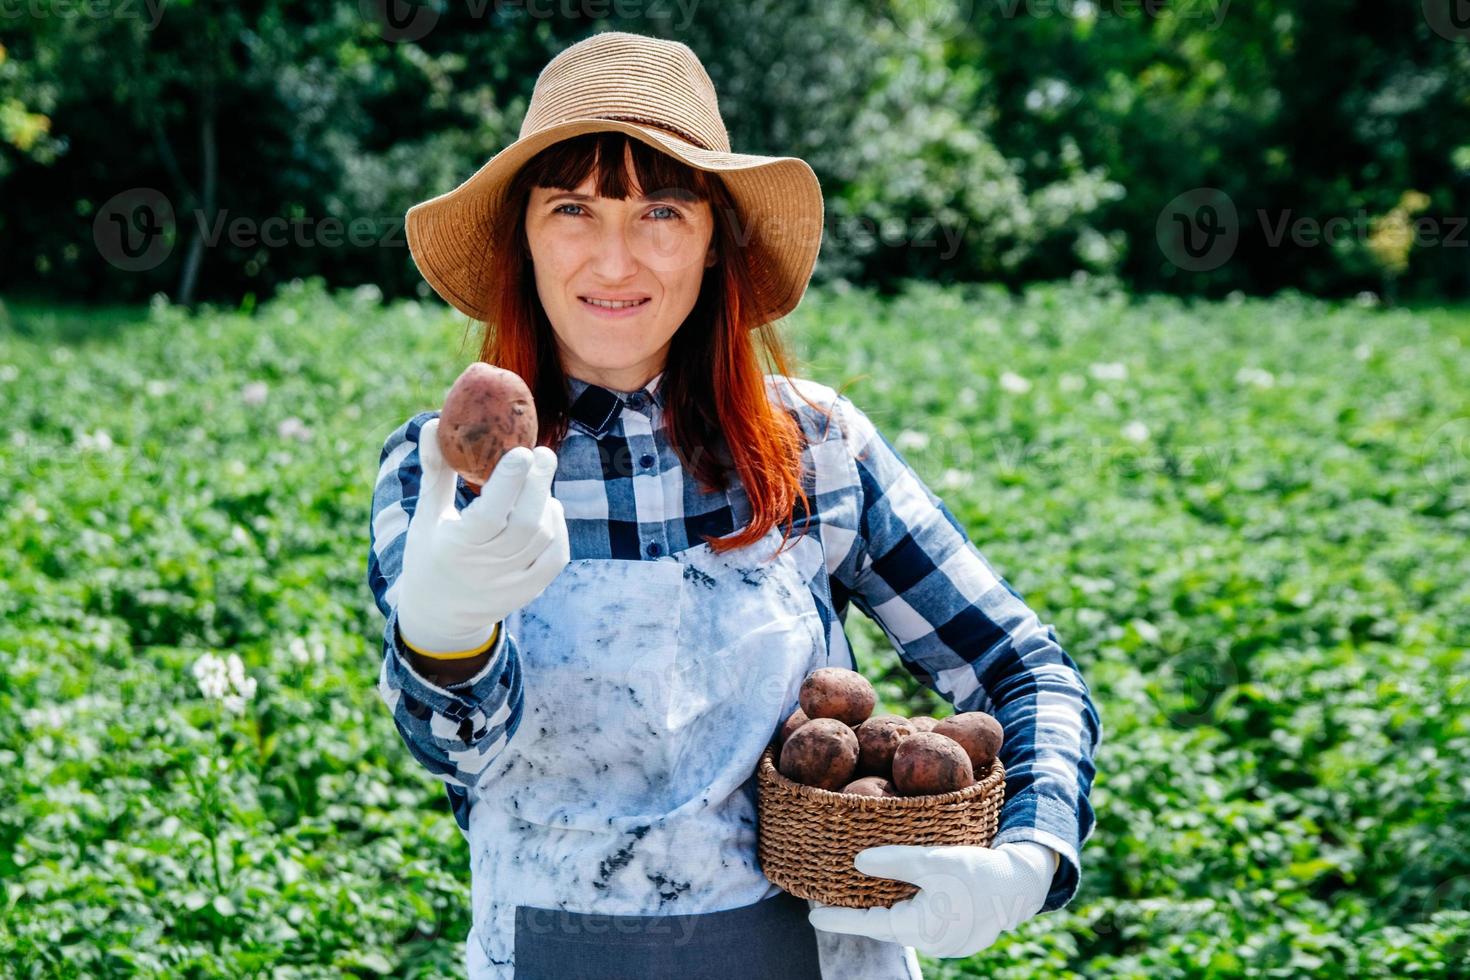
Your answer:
[1089,361,1128,381]
[191,651,257,713]
[288,635,327,665]
[1122,420,1150,442]
[192,654,229,699]
[242,381,269,407]
[76,429,114,451]
[999,371,1032,394]
[1354,343,1373,361]
[1058,373,1085,393]
[277,417,312,441]
[1355,291,1380,307]
[895,429,930,452]
[1235,366,1276,388]
[146,379,172,398]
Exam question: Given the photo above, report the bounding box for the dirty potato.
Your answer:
[891,731,975,796]
[778,717,860,791]
[776,706,809,750]
[854,714,914,777]
[798,667,876,727]
[841,775,900,798]
[437,363,538,488]
[932,711,1004,773]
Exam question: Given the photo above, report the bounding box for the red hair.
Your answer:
[461,131,838,557]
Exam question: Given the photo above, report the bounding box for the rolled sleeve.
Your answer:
[367,412,526,828]
[829,393,1102,912]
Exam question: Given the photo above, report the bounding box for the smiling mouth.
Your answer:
[580,297,650,310]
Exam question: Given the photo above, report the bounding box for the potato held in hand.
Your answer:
[437,363,538,488]
[778,717,859,791]
[891,731,975,796]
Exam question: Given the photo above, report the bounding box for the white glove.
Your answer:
[807,841,1058,959]
[395,416,570,655]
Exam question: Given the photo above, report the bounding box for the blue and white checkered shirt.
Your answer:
[368,370,1101,912]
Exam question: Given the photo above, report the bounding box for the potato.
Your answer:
[907,715,939,733]
[778,717,859,791]
[932,711,1004,773]
[891,732,975,796]
[776,707,809,750]
[854,714,914,777]
[841,775,900,798]
[437,363,538,488]
[798,667,876,727]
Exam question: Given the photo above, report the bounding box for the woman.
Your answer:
[367,30,1101,980]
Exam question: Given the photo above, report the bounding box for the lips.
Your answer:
[580,296,650,309]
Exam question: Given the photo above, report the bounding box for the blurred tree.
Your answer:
[0,0,1465,305]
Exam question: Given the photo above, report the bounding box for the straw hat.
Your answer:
[404,30,825,327]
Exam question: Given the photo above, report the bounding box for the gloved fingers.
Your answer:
[507,445,559,536]
[519,510,571,585]
[413,418,458,528]
[853,844,937,886]
[478,444,557,553]
[495,496,568,571]
[458,446,535,544]
[807,903,899,944]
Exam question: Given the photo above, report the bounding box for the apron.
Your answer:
[460,520,924,979]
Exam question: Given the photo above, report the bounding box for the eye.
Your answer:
[648,205,683,221]
[552,203,584,217]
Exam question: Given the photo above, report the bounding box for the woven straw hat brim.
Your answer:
[404,118,825,326]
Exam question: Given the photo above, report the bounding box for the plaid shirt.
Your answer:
[367,370,1101,912]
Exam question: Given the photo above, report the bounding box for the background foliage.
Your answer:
[1,1,1468,308]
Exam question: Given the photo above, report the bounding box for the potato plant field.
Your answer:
[1,278,1466,977]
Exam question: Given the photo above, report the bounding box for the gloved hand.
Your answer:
[395,416,570,655]
[807,841,1058,959]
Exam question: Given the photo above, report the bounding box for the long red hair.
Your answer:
[460,131,836,557]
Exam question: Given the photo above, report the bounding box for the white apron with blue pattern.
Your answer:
[461,520,924,979]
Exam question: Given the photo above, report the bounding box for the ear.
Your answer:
[705,245,717,268]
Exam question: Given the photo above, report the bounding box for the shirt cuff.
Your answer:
[386,607,507,707]
[989,793,1090,913]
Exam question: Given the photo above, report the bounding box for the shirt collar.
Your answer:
[566,370,665,438]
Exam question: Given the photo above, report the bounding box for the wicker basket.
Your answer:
[755,739,1006,909]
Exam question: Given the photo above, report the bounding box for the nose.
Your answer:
[588,219,641,282]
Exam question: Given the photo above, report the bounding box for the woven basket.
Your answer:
[755,740,1006,908]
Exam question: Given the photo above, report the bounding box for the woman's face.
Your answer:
[524,144,717,393]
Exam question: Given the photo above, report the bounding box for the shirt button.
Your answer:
[639,453,655,469]
[646,542,662,557]
[626,393,646,410]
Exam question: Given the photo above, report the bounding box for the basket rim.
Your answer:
[758,741,1005,808]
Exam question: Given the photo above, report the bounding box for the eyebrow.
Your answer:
[546,188,703,204]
